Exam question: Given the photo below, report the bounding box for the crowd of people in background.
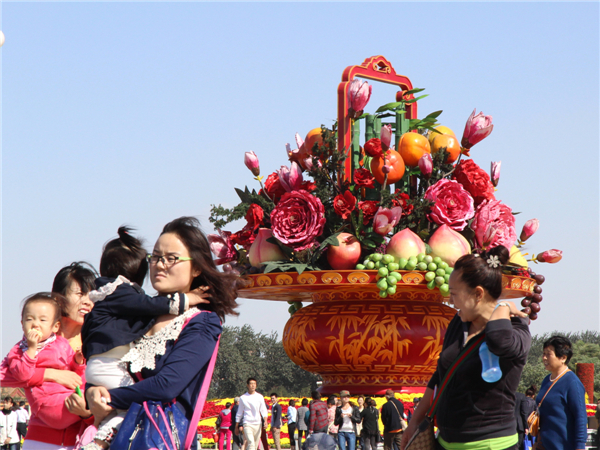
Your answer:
[217,379,416,450]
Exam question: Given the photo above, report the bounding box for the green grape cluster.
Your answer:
[356,253,403,298]
[420,254,452,297]
[287,300,303,316]
[356,252,453,298]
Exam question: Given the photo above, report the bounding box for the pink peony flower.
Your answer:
[244,151,260,177]
[373,207,403,236]
[424,179,475,231]
[461,109,494,149]
[278,162,303,192]
[270,190,326,251]
[347,79,372,117]
[536,249,562,264]
[207,229,238,265]
[520,218,539,242]
[471,199,517,250]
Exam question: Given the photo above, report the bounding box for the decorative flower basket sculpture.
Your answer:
[209,56,561,395]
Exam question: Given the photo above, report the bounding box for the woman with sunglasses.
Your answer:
[82,217,239,450]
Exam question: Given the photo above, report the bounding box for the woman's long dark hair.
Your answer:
[161,217,238,319]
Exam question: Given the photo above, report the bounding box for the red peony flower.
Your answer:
[424,179,475,231]
[300,180,317,192]
[262,172,287,203]
[364,138,384,158]
[471,199,517,250]
[333,190,357,220]
[358,200,379,225]
[453,159,496,206]
[392,191,413,216]
[230,227,256,249]
[354,168,376,189]
[270,190,326,251]
[245,203,264,232]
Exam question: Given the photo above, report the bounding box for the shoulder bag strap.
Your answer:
[426,333,486,418]
[390,399,403,421]
[184,329,221,449]
[536,369,570,409]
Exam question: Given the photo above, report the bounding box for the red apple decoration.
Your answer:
[327,233,362,270]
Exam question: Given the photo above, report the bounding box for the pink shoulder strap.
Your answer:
[183,311,221,450]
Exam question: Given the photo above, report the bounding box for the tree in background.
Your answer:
[518,331,600,401]
[209,324,321,399]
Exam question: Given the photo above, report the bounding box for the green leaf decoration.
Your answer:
[317,233,341,251]
[375,102,404,113]
[266,237,295,259]
[262,261,309,275]
[405,94,429,104]
[235,187,252,204]
[424,110,443,120]
[402,88,426,96]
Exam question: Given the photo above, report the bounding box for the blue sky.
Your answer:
[1,2,599,355]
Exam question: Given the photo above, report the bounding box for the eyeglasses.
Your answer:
[146,254,193,266]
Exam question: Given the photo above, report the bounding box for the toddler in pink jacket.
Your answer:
[6,292,86,431]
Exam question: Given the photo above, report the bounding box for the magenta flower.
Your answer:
[347,79,372,118]
[471,199,517,250]
[373,207,403,236]
[424,179,475,231]
[270,190,326,251]
[536,249,562,264]
[418,153,433,179]
[244,151,260,177]
[207,229,238,265]
[277,162,303,192]
[461,109,494,149]
[380,124,393,150]
[490,161,501,187]
[520,219,539,242]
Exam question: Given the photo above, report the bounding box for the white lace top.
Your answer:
[122,308,201,374]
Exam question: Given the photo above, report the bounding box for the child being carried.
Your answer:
[80,227,210,450]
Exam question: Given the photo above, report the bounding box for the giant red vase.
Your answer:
[238,269,534,395]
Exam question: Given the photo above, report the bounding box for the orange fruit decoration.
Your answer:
[370,149,406,184]
[398,132,431,167]
[429,126,461,163]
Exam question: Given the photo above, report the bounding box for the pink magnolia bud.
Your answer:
[461,109,494,149]
[490,161,501,187]
[537,249,562,264]
[277,162,303,192]
[418,153,433,178]
[244,151,260,177]
[380,124,393,150]
[295,132,304,149]
[520,219,539,242]
[373,207,403,236]
[347,79,372,116]
[482,225,497,248]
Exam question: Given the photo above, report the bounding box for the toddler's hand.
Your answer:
[26,329,42,347]
[74,350,85,365]
[188,286,211,307]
